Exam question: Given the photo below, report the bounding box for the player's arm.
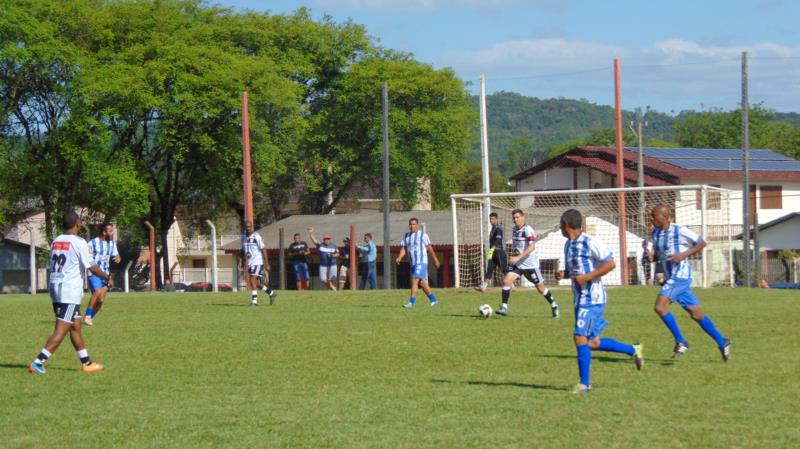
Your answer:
[112,241,121,264]
[395,247,406,265]
[671,238,706,262]
[427,244,440,268]
[262,248,270,271]
[574,258,615,286]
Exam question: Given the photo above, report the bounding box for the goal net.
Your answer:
[451,185,733,289]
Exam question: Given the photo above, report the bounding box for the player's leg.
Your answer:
[683,295,730,361]
[260,270,276,304]
[83,276,107,325]
[248,266,260,305]
[573,333,592,393]
[529,268,559,317]
[498,269,519,315]
[29,303,76,374]
[584,306,643,370]
[418,266,437,306]
[403,275,421,308]
[68,319,103,372]
[654,281,689,357]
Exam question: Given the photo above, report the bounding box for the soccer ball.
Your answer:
[478,304,493,318]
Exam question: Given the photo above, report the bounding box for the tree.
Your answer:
[302,53,476,212]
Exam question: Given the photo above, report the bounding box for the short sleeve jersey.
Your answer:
[49,234,94,304]
[316,242,338,267]
[563,232,613,306]
[339,245,350,265]
[243,232,265,267]
[651,224,702,280]
[288,241,309,264]
[88,237,119,275]
[512,224,539,269]
[400,230,431,266]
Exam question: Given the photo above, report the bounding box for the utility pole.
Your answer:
[741,51,751,288]
[629,107,648,231]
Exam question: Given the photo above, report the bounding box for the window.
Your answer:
[760,185,782,209]
[696,185,721,210]
[192,259,207,268]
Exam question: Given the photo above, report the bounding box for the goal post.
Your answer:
[451,185,734,289]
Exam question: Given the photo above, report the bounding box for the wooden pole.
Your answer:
[242,91,254,225]
[614,59,628,285]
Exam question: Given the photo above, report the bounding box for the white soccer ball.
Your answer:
[478,304,493,318]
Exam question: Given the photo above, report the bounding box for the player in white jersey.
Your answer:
[29,211,110,374]
[649,204,730,361]
[83,223,120,325]
[396,217,440,308]
[243,221,275,306]
[557,209,643,394]
[496,209,559,318]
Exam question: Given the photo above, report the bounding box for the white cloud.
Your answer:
[438,38,800,112]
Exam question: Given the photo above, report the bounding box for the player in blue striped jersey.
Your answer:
[557,209,643,394]
[83,223,121,326]
[650,204,731,361]
[396,218,440,308]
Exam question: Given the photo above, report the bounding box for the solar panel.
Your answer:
[659,158,800,171]
[641,147,796,164]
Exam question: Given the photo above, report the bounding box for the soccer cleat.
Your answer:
[250,300,258,307]
[672,341,689,358]
[551,304,560,318]
[81,362,104,373]
[633,343,644,371]
[495,305,507,316]
[28,363,46,374]
[268,290,277,305]
[402,302,414,308]
[572,384,591,394]
[720,339,731,362]
[82,315,94,326]
[429,301,438,307]
[474,283,487,293]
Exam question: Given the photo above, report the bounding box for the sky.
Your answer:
[216,0,800,114]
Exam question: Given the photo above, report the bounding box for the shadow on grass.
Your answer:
[431,378,570,391]
[209,303,252,307]
[539,354,676,366]
[0,363,30,370]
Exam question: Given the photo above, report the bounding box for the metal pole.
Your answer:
[144,221,156,291]
[242,92,254,225]
[753,211,760,284]
[350,223,357,291]
[636,108,646,231]
[451,197,460,288]
[479,74,491,265]
[278,227,286,291]
[613,58,628,285]
[701,187,708,288]
[206,220,218,293]
[741,51,751,288]
[382,81,391,290]
[123,260,133,293]
[29,227,36,294]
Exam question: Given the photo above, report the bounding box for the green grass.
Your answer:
[1,287,798,449]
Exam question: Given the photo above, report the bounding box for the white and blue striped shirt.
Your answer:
[563,232,613,306]
[651,224,702,280]
[88,237,119,275]
[400,230,431,266]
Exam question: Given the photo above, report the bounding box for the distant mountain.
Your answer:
[471,92,676,175]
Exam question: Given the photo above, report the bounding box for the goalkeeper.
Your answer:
[476,212,507,292]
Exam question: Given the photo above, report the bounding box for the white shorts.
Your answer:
[338,265,349,282]
[319,265,336,281]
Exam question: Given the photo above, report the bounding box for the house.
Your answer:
[737,212,800,283]
[0,211,49,293]
[221,211,455,290]
[510,146,800,230]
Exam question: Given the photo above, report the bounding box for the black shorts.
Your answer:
[484,249,508,278]
[506,266,544,286]
[52,302,81,324]
[248,265,264,278]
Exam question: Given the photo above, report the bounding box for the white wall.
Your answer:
[516,167,574,192]
[684,179,800,226]
[757,216,800,251]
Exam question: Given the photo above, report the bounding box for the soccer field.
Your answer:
[1,287,798,449]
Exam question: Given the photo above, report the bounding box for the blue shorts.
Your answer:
[88,275,108,293]
[659,277,700,308]
[293,262,310,281]
[411,263,428,280]
[574,304,608,340]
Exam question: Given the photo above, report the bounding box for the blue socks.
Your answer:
[86,308,96,318]
[698,316,726,347]
[577,344,591,386]
[428,293,436,303]
[597,338,635,356]
[660,312,686,344]
[408,297,416,305]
